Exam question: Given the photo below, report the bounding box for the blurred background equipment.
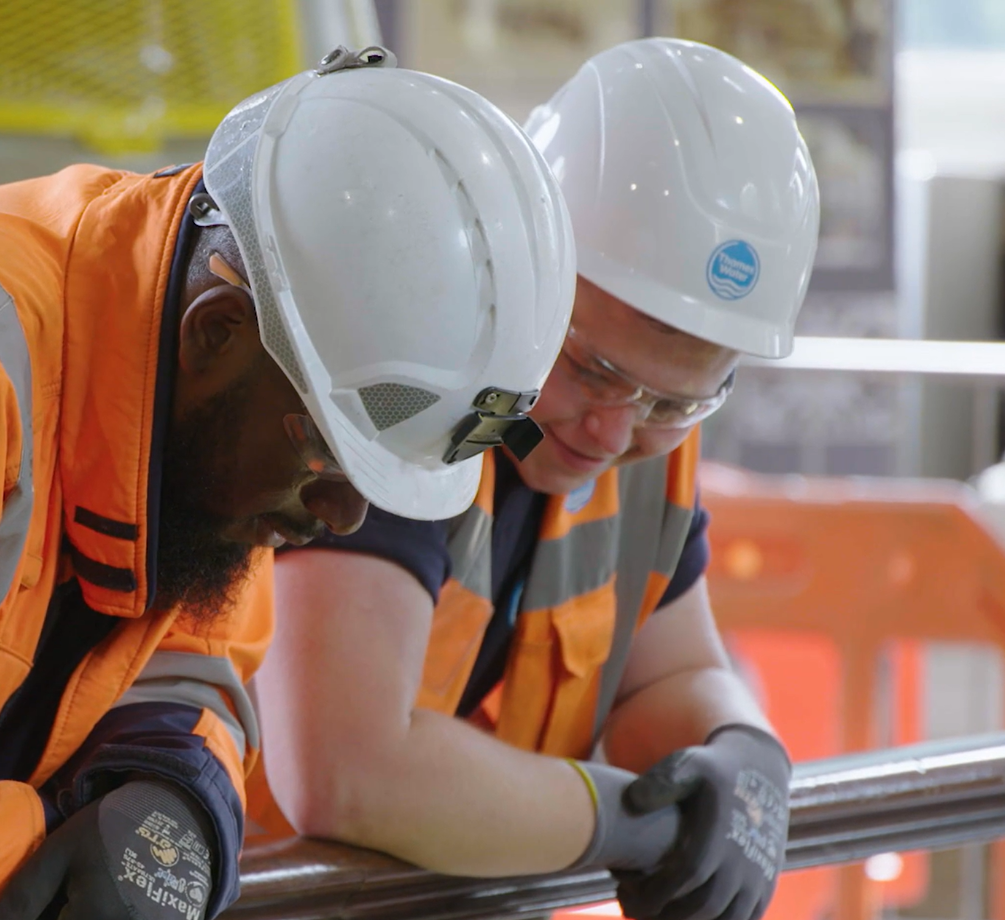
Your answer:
[0,0,302,154]
[0,0,384,175]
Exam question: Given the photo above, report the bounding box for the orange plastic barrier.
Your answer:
[553,636,925,920]
[701,462,1005,920]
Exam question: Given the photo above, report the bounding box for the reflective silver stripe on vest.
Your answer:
[654,502,694,578]
[447,503,493,600]
[443,453,694,747]
[594,456,693,740]
[0,287,34,604]
[113,651,260,758]
[522,516,620,611]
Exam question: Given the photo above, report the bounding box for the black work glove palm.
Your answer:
[0,780,215,920]
[616,726,790,920]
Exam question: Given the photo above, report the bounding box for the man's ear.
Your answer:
[178,286,258,376]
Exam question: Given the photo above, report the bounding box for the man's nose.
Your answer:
[583,403,638,457]
[300,479,370,535]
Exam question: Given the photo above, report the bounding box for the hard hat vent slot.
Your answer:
[359,382,441,431]
[205,104,309,392]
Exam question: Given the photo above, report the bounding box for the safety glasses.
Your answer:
[208,251,345,480]
[560,325,735,430]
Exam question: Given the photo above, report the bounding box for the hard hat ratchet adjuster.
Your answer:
[445,387,542,465]
[188,191,228,227]
[315,45,397,76]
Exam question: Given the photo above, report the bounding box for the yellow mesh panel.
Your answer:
[0,0,302,153]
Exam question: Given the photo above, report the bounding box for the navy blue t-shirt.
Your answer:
[283,452,710,713]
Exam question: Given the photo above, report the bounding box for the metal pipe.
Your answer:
[787,732,1005,868]
[224,734,1005,919]
[743,335,1005,378]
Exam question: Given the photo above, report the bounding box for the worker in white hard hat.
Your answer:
[256,38,819,920]
[0,46,574,920]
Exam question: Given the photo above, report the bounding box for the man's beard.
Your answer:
[153,377,257,622]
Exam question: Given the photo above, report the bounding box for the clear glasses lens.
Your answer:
[561,328,735,430]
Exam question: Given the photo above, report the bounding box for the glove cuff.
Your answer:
[99,780,217,918]
[567,760,680,873]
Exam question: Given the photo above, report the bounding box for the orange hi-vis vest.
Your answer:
[0,165,272,902]
[418,433,700,759]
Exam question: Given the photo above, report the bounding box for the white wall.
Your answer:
[898,49,1005,176]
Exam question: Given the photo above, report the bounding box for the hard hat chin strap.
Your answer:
[444,387,543,465]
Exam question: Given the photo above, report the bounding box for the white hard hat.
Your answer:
[202,47,575,520]
[526,38,819,358]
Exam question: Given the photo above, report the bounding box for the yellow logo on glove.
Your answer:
[150,842,180,867]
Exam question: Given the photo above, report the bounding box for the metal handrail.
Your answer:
[787,733,1005,868]
[224,733,1005,919]
[743,336,1005,379]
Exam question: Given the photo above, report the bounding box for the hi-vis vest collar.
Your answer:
[419,432,699,758]
[1,164,203,618]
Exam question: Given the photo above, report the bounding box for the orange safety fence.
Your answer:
[558,461,1005,920]
[702,461,1005,920]
[554,636,926,920]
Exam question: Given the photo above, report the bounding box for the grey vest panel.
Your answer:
[522,515,620,612]
[0,287,34,604]
[446,503,493,600]
[593,456,682,740]
[443,454,693,746]
[655,503,695,577]
[114,650,260,755]
[590,456,695,744]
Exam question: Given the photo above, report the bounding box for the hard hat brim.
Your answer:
[579,246,796,359]
[314,396,484,521]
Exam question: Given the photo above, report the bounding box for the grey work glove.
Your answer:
[569,761,681,872]
[615,725,791,920]
[0,779,215,920]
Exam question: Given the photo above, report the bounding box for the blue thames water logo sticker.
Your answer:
[565,480,595,514]
[707,240,760,300]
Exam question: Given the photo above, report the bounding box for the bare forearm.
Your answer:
[266,551,594,876]
[273,707,595,877]
[602,666,774,774]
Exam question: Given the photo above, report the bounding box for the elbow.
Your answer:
[272,778,339,840]
[274,779,342,840]
[284,795,342,841]
[271,760,385,847]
